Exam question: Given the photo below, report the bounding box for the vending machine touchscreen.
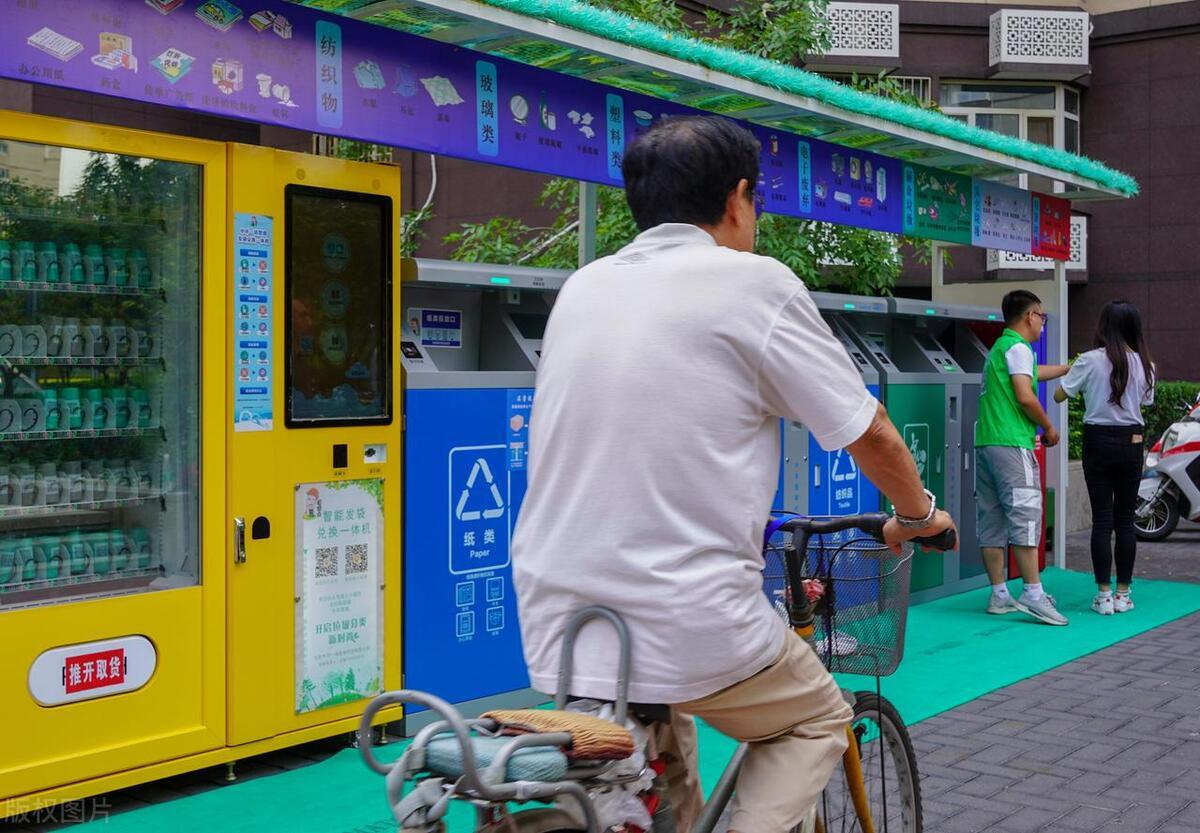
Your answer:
[284,186,392,426]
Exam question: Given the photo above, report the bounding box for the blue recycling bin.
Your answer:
[403,386,539,730]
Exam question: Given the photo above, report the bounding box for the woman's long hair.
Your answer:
[1094,301,1155,405]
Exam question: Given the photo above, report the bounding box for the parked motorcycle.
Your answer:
[1135,393,1200,541]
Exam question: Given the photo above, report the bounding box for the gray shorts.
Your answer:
[975,446,1042,548]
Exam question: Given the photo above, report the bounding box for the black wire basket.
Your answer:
[764,529,914,677]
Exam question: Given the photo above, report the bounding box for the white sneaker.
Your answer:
[1014,591,1069,626]
[987,592,1019,615]
[1092,593,1114,615]
[1114,592,1134,613]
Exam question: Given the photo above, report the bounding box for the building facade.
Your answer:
[0,1,1190,376]
[394,0,1197,380]
[838,0,1197,380]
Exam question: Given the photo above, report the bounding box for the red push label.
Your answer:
[63,648,126,694]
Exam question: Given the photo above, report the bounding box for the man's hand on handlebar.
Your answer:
[882,509,958,556]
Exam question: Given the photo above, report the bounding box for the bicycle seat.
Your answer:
[424,734,570,783]
[483,709,635,761]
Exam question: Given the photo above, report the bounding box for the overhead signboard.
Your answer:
[0,0,1069,258]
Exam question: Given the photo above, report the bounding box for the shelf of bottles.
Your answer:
[0,139,201,609]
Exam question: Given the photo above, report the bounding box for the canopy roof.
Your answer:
[294,0,1137,201]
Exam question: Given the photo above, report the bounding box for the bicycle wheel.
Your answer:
[817,692,922,833]
[489,808,587,832]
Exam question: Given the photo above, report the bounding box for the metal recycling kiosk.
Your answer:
[909,303,1000,589]
[400,258,568,734]
[776,292,889,521]
[834,299,964,602]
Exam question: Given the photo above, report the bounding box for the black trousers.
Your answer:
[1082,423,1145,587]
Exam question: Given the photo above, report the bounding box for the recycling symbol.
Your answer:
[908,434,928,478]
[831,449,858,482]
[455,457,506,521]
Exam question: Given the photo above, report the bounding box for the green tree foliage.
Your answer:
[703,0,831,62]
[442,1,939,293]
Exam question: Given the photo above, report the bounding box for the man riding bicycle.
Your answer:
[512,116,956,833]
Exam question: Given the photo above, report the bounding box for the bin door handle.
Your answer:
[813,465,821,488]
[234,517,247,565]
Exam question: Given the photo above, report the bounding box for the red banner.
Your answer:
[1032,192,1071,261]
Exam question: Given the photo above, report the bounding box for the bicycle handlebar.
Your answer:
[772,512,956,634]
[774,511,957,553]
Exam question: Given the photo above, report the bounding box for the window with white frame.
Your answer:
[939,81,1080,193]
[823,74,934,105]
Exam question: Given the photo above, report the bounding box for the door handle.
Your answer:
[234,517,247,564]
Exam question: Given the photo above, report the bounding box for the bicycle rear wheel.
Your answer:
[484,808,586,832]
[817,692,922,833]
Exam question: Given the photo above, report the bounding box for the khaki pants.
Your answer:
[653,633,853,832]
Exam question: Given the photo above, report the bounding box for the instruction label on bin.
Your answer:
[828,448,862,515]
[233,213,274,432]
[448,445,510,576]
[506,389,533,471]
[407,307,462,349]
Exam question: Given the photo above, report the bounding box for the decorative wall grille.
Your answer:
[989,9,1089,66]
[820,3,900,58]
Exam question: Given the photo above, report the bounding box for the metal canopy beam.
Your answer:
[330,0,1126,202]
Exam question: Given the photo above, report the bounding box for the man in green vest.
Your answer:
[977,289,1070,625]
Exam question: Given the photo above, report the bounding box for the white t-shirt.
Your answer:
[1005,342,1035,378]
[512,224,877,704]
[1061,348,1154,426]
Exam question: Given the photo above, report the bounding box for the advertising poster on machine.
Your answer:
[1031,191,1072,260]
[294,479,384,714]
[971,179,1032,251]
[903,164,973,244]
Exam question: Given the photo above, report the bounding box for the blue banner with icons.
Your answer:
[0,0,1065,257]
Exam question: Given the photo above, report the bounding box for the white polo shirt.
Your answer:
[512,224,877,704]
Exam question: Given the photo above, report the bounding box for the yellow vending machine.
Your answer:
[0,117,403,812]
[224,145,403,749]
[0,112,228,805]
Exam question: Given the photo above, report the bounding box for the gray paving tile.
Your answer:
[916,610,1200,833]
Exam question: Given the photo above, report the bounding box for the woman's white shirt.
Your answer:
[1061,348,1154,426]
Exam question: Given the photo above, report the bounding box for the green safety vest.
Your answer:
[977,328,1038,450]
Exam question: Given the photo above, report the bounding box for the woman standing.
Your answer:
[1056,301,1155,615]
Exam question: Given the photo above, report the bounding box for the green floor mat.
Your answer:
[73,568,1200,833]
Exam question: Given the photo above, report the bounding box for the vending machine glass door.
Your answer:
[0,140,201,609]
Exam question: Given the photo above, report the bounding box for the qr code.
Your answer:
[315,547,339,578]
[345,544,369,574]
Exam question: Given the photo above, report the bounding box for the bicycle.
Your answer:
[358,512,955,832]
